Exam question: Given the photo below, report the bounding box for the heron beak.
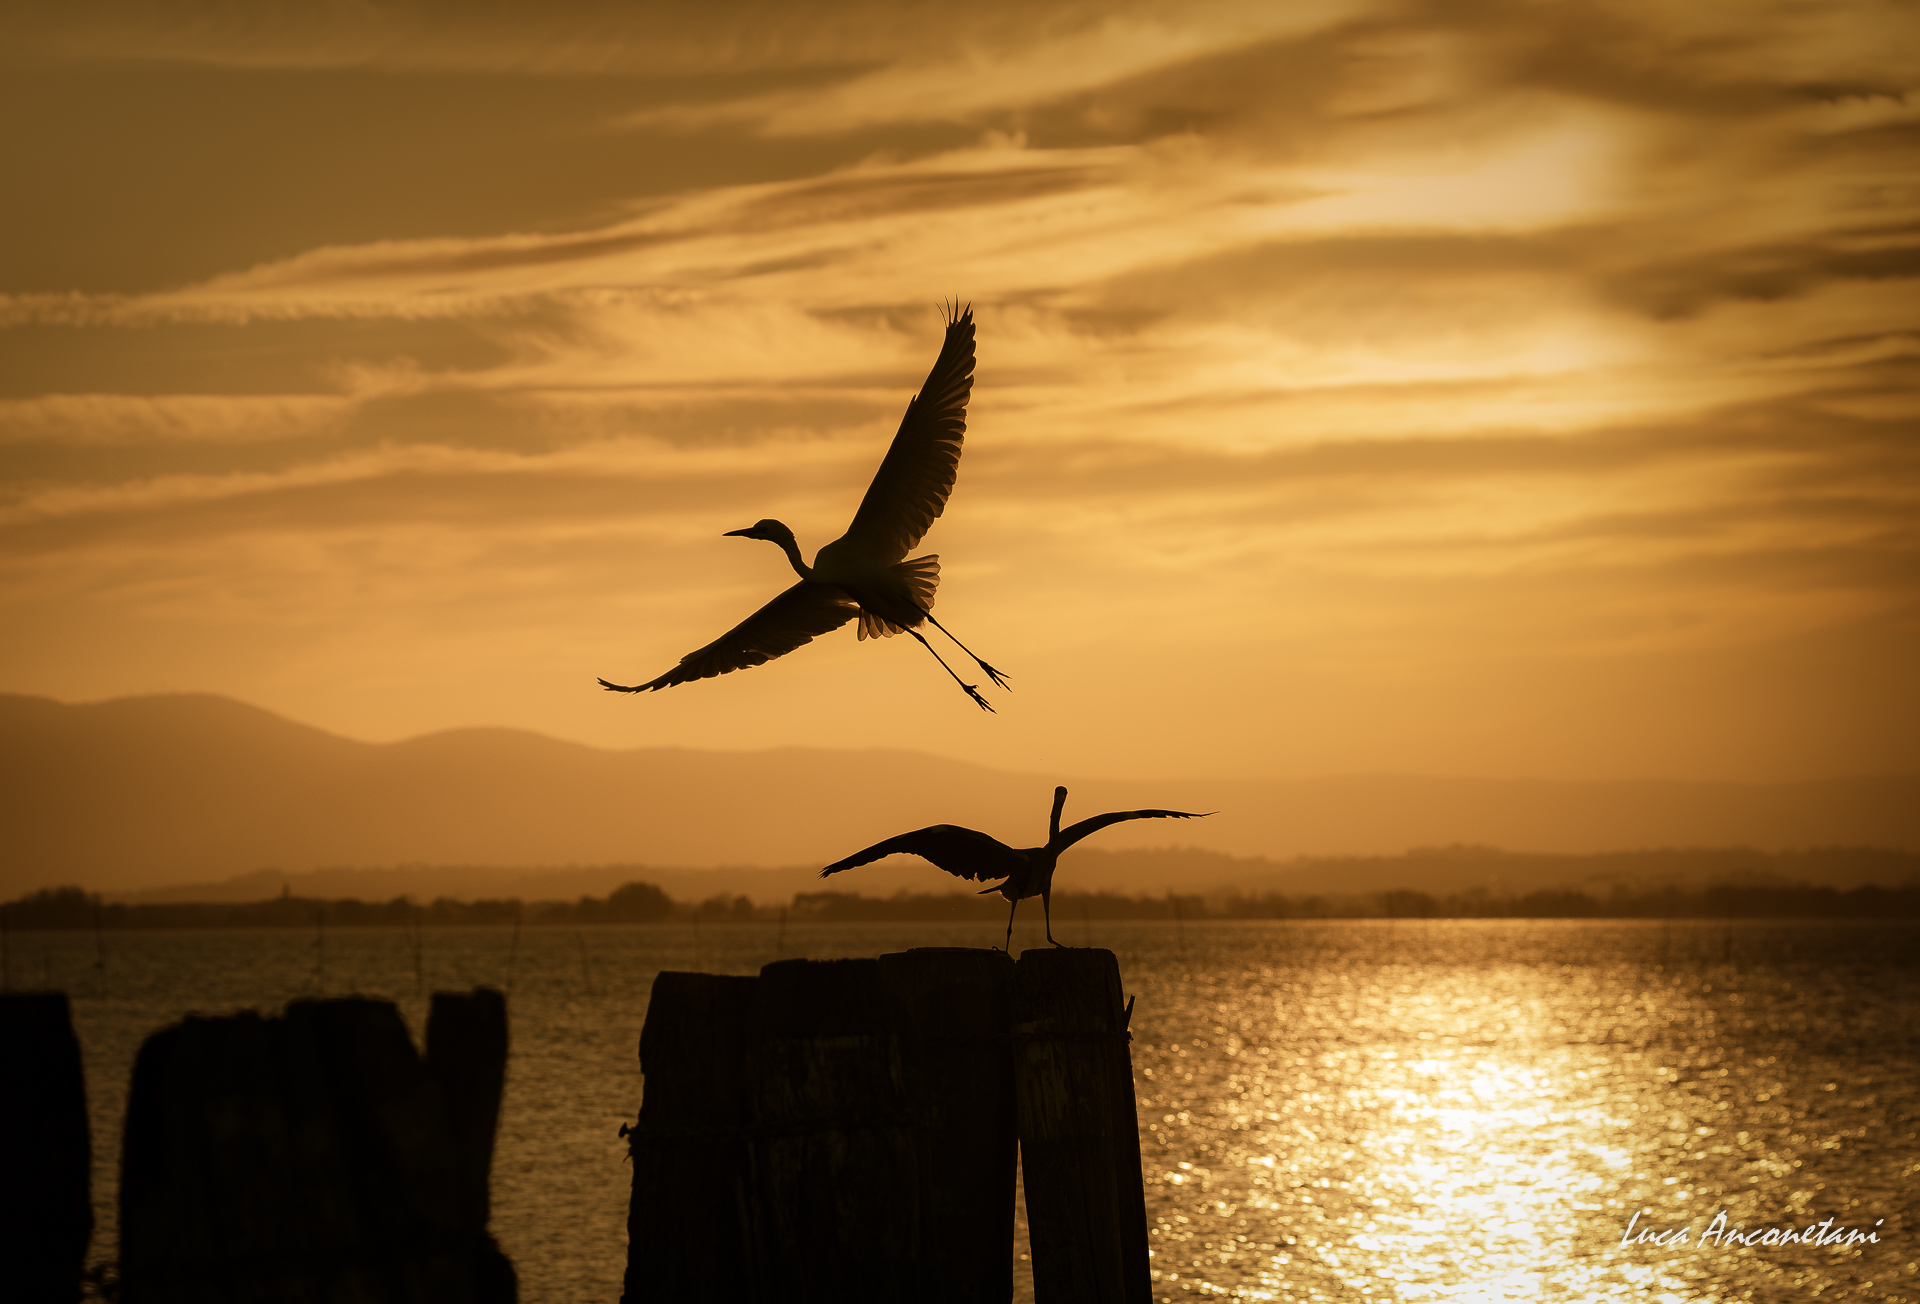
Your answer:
[722,528,755,538]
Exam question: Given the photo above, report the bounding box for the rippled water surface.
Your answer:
[17,917,1919,1302]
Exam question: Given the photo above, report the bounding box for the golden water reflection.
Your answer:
[1129,921,1919,1303]
[30,917,1919,1302]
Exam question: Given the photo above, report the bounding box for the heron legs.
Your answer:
[926,614,1011,691]
[905,628,994,712]
[1002,892,1068,950]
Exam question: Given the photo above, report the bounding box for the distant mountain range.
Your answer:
[4,692,1917,899]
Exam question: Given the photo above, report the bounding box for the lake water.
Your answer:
[15,917,1919,1302]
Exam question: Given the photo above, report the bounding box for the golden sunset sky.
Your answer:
[3,0,1916,784]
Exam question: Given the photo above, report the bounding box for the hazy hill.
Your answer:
[4,691,1918,898]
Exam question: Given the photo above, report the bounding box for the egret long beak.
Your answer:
[722,527,756,538]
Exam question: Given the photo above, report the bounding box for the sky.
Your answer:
[3,0,1917,784]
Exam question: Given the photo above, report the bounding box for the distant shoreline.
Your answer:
[5,880,1917,929]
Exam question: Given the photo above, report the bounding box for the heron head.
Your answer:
[723,518,793,544]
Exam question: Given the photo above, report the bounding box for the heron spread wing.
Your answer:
[598,581,858,693]
[820,823,1025,884]
[840,305,975,564]
[1054,808,1212,851]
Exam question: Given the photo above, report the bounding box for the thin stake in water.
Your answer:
[411,908,425,995]
[92,896,106,998]
[506,903,523,993]
[575,931,594,997]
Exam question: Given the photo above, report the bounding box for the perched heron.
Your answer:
[820,786,1212,949]
[599,304,1008,710]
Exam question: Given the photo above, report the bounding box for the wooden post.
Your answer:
[427,988,508,1226]
[625,951,1024,1303]
[1012,948,1150,1304]
[622,972,758,1304]
[0,992,92,1304]
[119,996,513,1303]
[427,988,516,1303]
[742,957,926,1303]
[878,947,1017,1304]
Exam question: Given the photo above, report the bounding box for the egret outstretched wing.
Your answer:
[599,581,858,693]
[840,305,974,564]
[820,823,1024,884]
[1054,808,1211,851]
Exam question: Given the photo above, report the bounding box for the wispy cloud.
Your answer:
[3,0,1916,781]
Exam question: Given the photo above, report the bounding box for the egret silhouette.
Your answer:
[820,786,1211,949]
[598,304,1008,710]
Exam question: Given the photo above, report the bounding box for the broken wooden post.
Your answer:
[1012,947,1151,1304]
[119,996,515,1303]
[0,992,92,1304]
[427,987,517,1304]
[622,972,758,1304]
[879,947,1017,1304]
[427,988,508,1226]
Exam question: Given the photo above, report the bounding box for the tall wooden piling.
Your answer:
[622,972,758,1304]
[743,957,925,1303]
[119,995,514,1303]
[626,949,1021,1303]
[1012,948,1151,1304]
[0,992,92,1304]
[878,947,1017,1304]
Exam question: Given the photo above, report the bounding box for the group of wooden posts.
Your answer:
[1,946,1150,1304]
[628,946,1151,1303]
[2,986,514,1303]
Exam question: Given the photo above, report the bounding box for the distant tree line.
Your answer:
[0,882,743,930]
[1213,882,1920,920]
[6,875,1918,931]
[787,883,1920,921]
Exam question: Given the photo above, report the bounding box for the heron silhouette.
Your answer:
[820,786,1212,949]
[599,304,1007,710]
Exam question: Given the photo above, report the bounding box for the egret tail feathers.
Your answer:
[897,553,939,613]
[853,556,940,642]
[857,610,904,640]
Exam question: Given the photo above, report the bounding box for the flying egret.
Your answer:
[598,304,1008,710]
[819,786,1212,949]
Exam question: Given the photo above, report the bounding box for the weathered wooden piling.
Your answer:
[119,995,515,1303]
[743,957,926,1303]
[428,988,517,1304]
[428,988,509,1226]
[626,949,1021,1303]
[622,972,758,1304]
[0,992,92,1304]
[878,947,1017,1304]
[1012,948,1151,1304]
